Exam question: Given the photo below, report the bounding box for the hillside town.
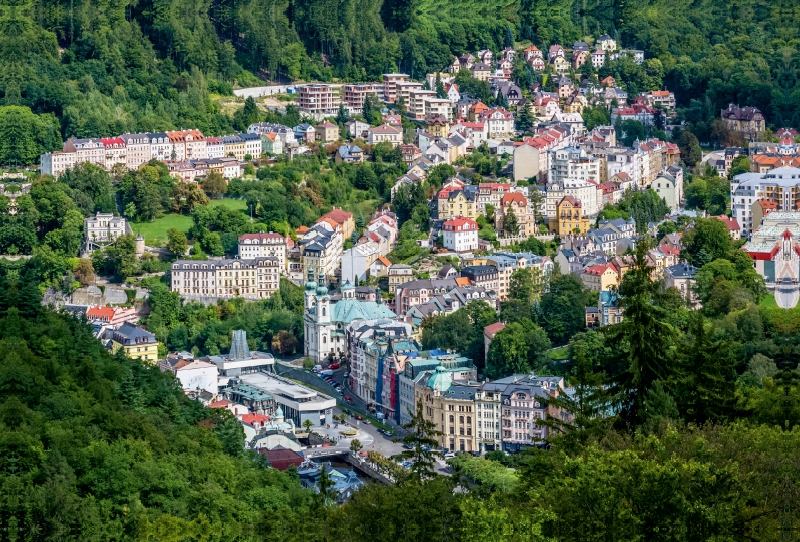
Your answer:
[7,29,797,506]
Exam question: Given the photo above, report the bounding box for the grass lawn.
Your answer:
[132,198,248,246]
[546,346,569,360]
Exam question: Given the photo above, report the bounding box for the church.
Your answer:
[303,268,396,361]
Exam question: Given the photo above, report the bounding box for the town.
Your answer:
[3,8,800,536]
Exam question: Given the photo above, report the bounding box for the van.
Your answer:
[313,365,322,373]
[320,369,334,376]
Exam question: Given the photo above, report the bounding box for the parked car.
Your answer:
[345,396,352,402]
[329,362,340,370]
[443,451,456,459]
[320,369,333,376]
[343,372,349,378]
[313,365,323,372]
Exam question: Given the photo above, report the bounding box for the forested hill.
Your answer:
[2,0,800,160]
[0,266,318,541]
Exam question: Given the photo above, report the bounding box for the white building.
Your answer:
[174,360,218,395]
[238,232,289,271]
[119,133,152,169]
[653,171,683,211]
[341,242,381,284]
[478,108,515,139]
[368,124,403,147]
[442,217,479,252]
[170,257,281,299]
[548,147,601,185]
[731,167,800,236]
[40,151,76,177]
[85,213,130,251]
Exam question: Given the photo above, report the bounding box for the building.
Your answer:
[395,278,459,314]
[383,73,410,102]
[303,276,396,361]
[239,132,263,158]
[237,371,336,427]
[721,104,765,138]
[438,184,477,220]
[40,151,76,177]
[341,242,380,284]
[664,261,700,306]
[549,196,591,236]
[653,171,682,211]
[206,330,276,377]
[84,213,130,251]
[170,257,281,299]
[107,322,160,362]
[461,265,500,292]
[86,305,138,327]
[388,264,414,293]
[486,252,554,301]
[581,262,619,291]
[119,133,152,169]
[335,145,364,164]
[483,322,505,359]
[318,208,355,240]
[495,192,534,237]
[299,223,343,284]
[343,83,380,114]
[642,90,676,111]
[221,135,246,160]
[368,124,403,147]
[549,147,601,185]
[315,121,340,142]
[206,136,225,158]
[238,233,288,271]
[298,84,340,116]
[478,108,515,139]
[442,217,479,252]
[731,167,800,236]
[344,120,370,139]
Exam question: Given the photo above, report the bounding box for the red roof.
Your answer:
[87,306,115,320]
[320,209,353,225]
[559,195,581,208]
[583,263,615,275]
[484,322,506,337]
[241,413,270,425]
[443,217,478,231]
[500,192,527,206]
[258,448,304,471]
[713,215,740,231]
[100,137,124,147]
[208,400,234,408]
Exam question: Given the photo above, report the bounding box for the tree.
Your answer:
[72,258,95,286]
[201,170,228,198]
[303,419,314,433]
[486,320,551,378]
[395,402,443,481]
[435,73,446,99]
[683,217,734,265]
[350,439,363,455]
[677,130,702,167]
[166,228,188,256]
[539,274,591,343]
[504,25,514,48]
[515,103,535,132]
[271,329,298,354]
[502,206,519,237]
[336,102,350,124]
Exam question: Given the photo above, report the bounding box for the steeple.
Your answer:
[316,270,328,296]
[305,266,317,291]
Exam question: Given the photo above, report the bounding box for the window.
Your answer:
[449,415,454,423]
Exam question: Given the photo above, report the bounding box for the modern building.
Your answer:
[206,330,275,376]
[239,372,336,427]
[298,84,340,116]
[383,73,410,102]
[731,167,800,236]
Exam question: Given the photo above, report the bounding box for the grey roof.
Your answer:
[665,261,698,279]
[108,322,156,346]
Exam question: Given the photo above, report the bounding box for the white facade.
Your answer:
[548,147,601,185]
[238,233,288,271]
[442,218,479,252]
[85,213,129,246]
[41,151,76,177]
[731,167,800,236]
[170,257,281,299]
[175,361,218,395]
[341,242,381,284]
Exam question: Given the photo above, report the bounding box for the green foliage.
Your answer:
[486,320,551,379]
[446,454,518,492]
[166,228,189,256]
[395,402,443,480]
[684,174,730,216]
[0,106,61,165]
[421,301,497,370]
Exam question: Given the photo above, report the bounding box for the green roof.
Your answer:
[330,299,396,324]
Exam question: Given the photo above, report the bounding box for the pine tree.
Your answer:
[336,102,349,124]
[515,102,535,132]
[502,206,519,237]
[504,25,515,48]
[435,73,446,99]
[395,402,443,481]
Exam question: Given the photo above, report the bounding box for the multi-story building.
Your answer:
[383,73,410,102]
[318,208,355,240]
[85,213,130,251]
[424,98,453,122]
[549,195,591,236]
[442,216,479,252]
[150,132,173,161]
[261,134,284,156]
[495,192,534,237]
[486,252,554,301]
[247,123,297,146]
[664,261,699,306]
[398,351,475,426]
[299,223,344,283]
[343,84,380,114]
[408,89,437,120]
[394,278,459,314]
[119,133,152,169]
[40,151,76,177]
[63,138,105,167]
[368,124,403,147]
[478,108,515,139]
[170,257,281,299]
[298,84,340,116]
[239,132,263,158]
[606,148,644,188]
[641,90,676,111]
[341,242,381,284]
[222,135,246,160]
[731,167,800,236]
[653,171,682,210]
[388,264,414,293]
[205,136,224,158]
[497,374,565,452]
[549,146,601,185]
[107,322,160,363]
[721,103,765,138]
[461,265,499,291]
[238,232,288,270]
[581,262,620,291]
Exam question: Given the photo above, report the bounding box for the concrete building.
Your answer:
[341,242,381,284]
[731,167,800,236]
[298,84,340,116]
[548,147,601,185]
[383,73,410,102]
[238,233,288,271]
[653,171,682,210]
[664,261,700,306]
[388,264,414,293]
[238,372,336,427]
[40,151,76,177]
[119,133,152,169]
[461,265,499,292]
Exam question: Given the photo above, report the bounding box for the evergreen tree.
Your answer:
[502,206,519,237]
[515,102,535,132]
[336,102,350,124]
[435,73,446,99]
[504,25,515,48]
[395,402,443,481]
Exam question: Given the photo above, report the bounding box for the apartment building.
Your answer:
[119,133,152,169]
[40,151,76,177]
[222,135,246,160]
[548,146,601,185]
[486,252,554,301]
[298,84,341,115]
[150,132,173,161]
[383,73,410,102]
[343,83,380,114]
[238,232,288,270]
[408,89,437,120]
[730,166,800,236]
[63,138,105,167]
[170,257,281,299]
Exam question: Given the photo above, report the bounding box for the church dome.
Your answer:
[427,366,453,392]
[341,279,355,291]
[274,406,284,420]
[305,267,317,291]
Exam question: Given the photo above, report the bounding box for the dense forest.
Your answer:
[2,0,800,163]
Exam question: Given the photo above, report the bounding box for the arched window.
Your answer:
[323,336,327,344]
[322,307,326,316]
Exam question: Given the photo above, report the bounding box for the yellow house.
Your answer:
[109,322,160,362]
[438,189,477,220]
[222,135,246,160]
[549,195,590,236]
[581,263,619,292]
[426,114,451,137]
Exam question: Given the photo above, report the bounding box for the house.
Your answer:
[470,63,492,81]
[581,262,619,292]
[721,104,766,138]
[86,305,139,327]
[548,45,565,61]
[315,121,340,142]
[557,76,575,99]
[369,255,391,278]
[571,50,588,70]
[665,261,700,306]
[388,264,414,293]
[444,83,460,103]
[591,49,606,68]
[495,192,534,237]
[523,45,543,61]
[344,120,370,139]
[551,56,570,73]
[335,145,364,164]
[399,144,422,164]
[318,208,355,240]
[426,114,451,138]
[529,56,545,71]
[107,322,160,363]
[368,124,403,147]
[442,217,479,252]
[598,34,617,51]
[483,322,506,358]
[713,215,741,241]
[478,107,515,139]
[261,134,284,156]
[293,123,316,142]
[653,171,682,211]
[85,213,130,251]
[259,448,305,471]
[549,196,591,236]
[600,76,616,87]
[573,41,590,52]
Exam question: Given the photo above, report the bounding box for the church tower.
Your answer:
[316,270,330,325]
[304,266,318,312]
